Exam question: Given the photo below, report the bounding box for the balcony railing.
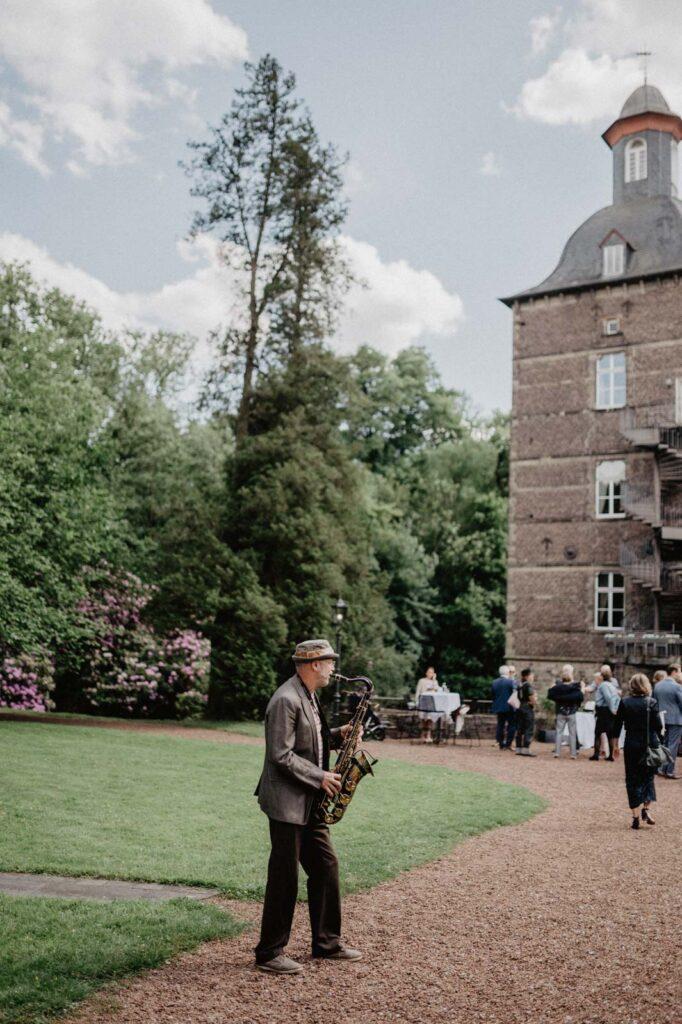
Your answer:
[621,405,682,454]
[661,563,682,593]
[619,538,660,588]
[621,482,658,524]
[620,484,682,529]
[605,629,682,665]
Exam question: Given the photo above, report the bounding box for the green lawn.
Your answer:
[0,722,545,898]
[0,707,264,738]
[0,894,241,1024]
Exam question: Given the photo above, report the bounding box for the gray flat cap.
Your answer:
[292,638,339,663]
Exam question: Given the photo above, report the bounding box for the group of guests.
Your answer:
[491,661,682,829]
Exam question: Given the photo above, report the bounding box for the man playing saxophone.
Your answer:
[254,638,363,974]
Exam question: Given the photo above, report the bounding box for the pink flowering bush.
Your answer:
[78,566,210,718]
[0,652,55,711]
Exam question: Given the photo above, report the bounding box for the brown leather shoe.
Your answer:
[256,955,303,974]
[315,945,362,961]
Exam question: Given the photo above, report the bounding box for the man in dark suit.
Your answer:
[491,665,517,750]
[653,662,682,779]
[254,638,362,974]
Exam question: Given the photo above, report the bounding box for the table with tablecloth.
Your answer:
[417,691,461,723]
[558,710,628,750]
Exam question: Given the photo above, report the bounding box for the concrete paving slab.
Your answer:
[0,872,220,902]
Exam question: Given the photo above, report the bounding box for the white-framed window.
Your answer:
[596,351,626,409]
[603,243,625,277]
[625,137,647,182]
[603,318,620,336]
[596,460,626,518]
[595,572,625,630]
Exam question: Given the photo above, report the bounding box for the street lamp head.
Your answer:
[334,596,348,626]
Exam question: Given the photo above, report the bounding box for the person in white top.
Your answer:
[415,666,441,742]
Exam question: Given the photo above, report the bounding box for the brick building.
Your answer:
[502,83,682,687]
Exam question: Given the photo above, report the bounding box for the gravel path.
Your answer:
[54,733,682,1024]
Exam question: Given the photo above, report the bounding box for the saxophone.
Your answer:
[317,674,378,825]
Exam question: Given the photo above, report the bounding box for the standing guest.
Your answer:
[491,665,517,750]
[254,639,362,974]
[612,673,664,828]
[415,666,441,743]
[601,663,622,695]
[652,663,682,780]
[547,665,584,759]
[589,668,620,762]
[514,668,537,757]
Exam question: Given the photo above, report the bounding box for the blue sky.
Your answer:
[1,1,679,413]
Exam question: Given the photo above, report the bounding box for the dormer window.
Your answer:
[625,137,647,182]
[603,243,625,276]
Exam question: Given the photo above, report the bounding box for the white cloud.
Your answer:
[0,231,464,369]
[530,9,561,55]
[0,0,248,172]
[512,1,682,125]
[337,236,464,355]
[480,151,501,176]
[0,100,49,176]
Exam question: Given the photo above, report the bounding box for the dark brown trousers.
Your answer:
[254,817,341,964]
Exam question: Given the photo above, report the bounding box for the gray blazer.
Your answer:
[255,674,342,825]
[653,677,682,727]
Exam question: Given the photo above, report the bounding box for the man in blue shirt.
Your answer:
[491,665,516,750]
[653,663,682,779]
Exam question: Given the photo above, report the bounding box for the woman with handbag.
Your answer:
[612,673,668,829]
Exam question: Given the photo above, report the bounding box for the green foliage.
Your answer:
[186,54,349,439]
[345,345,509,696]
[0,52,511,717]
[0,263,127,658]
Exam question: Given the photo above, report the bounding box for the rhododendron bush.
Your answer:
[78,567,209,718]
[0,652,55,712]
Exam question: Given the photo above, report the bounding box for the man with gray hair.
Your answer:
[254,639,362,974]
[491,664,517,750]
[653,663,682,780]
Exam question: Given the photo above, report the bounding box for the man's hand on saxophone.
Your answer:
[320,771,342,798]
[339,722,364,750]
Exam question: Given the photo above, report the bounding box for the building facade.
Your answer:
[503,84,682,686]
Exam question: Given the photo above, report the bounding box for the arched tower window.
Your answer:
[624,137,647,182]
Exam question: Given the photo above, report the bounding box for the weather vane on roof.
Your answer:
[635,50,653,85]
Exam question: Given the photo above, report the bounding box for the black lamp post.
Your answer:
[332,596,348,727]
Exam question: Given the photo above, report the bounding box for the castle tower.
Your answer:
[502,83,682,686]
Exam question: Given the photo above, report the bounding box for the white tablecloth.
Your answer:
[417,692,460,721]
[574,710,595,748]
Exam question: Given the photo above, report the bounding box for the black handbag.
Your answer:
[643,698,673,769]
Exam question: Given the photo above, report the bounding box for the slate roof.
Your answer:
[501,196,682,306]
[620,84,670,119]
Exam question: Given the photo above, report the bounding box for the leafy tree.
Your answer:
[0,263,127,657]
[185,54,349,441]
[104,333,230,633]
[345,345,509,695]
